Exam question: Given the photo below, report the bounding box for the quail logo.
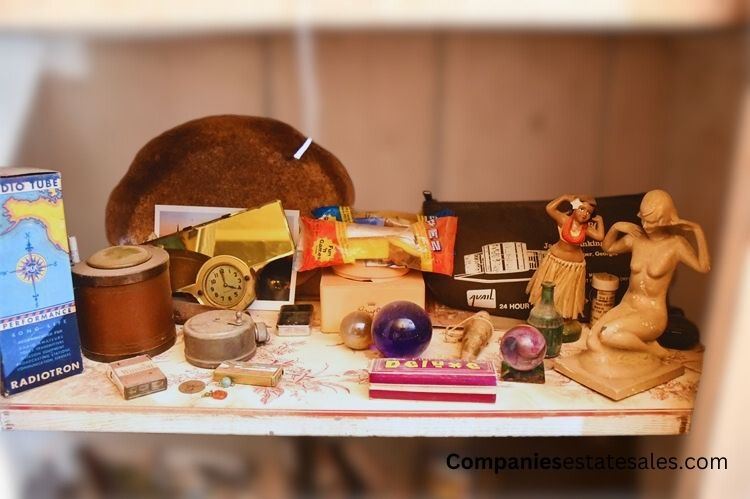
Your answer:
[467,289,496,309]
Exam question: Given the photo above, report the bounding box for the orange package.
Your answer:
[299,216,458,276]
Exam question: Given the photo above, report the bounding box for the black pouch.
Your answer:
[422,192,643,319]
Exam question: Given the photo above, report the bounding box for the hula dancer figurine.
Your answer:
[526,194,605,335]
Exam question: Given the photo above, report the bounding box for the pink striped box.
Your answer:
[368,358,498,403]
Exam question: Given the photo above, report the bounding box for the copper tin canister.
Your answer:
[72,245,175,362]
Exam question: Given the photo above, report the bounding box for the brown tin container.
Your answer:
[72,245,175,362]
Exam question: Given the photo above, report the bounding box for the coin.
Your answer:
[211,389,228,400]
[178,380,206,394]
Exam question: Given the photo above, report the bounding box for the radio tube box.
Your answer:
[0,168,83,396]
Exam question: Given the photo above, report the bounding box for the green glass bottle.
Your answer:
[527,281,564,358]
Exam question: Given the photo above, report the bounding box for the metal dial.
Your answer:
[202,263,247,308]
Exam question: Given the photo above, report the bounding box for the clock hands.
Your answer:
[218,268,241,290]
[193,256,254,309]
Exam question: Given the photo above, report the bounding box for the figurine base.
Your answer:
[500,362,545,384]
[554,354,684,401]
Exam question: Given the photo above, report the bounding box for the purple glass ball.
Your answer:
[372,301,432,358]
[500,325,547,371]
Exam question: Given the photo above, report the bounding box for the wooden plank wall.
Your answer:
[660,32,745,332]
[14,30,744,331]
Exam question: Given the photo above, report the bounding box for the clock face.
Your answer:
[202,264,247,308]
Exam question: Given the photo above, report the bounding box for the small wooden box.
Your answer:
[319,270,425,332]
[107,355,167,400]
[213,362,283,387]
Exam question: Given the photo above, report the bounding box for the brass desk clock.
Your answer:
[149,200,295,311]
[178,255,255,311]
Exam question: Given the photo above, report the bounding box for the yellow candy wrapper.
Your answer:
[299,216,457,275]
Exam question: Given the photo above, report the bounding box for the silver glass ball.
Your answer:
[340,311,373,350]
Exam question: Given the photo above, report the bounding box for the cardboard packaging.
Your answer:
[107,355,167,400]
[368,358,498,403]
[0,168,83,396]
[319,270,425,333]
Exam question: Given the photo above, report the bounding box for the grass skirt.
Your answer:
[525,253,586,319]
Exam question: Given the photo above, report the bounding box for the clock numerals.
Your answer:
[203,264,247,308]
[195,258,252,309]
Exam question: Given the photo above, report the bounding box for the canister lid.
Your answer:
[184,310,253,340]
[73,245,169,287]
[87,245,151,269]
[592,272,619,291]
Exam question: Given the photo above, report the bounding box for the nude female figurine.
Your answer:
[586,190,710,360]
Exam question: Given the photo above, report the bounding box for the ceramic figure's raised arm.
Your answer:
[586,215,605,241]
[545,194,576,226]
[674,219,711,273]
[601,222,643,255]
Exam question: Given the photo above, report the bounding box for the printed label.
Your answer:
[456,242,545,284]
[313,237,336,263]
[0,175,61,195]
[467,289,496,309]
[340,206,353,223]
[464,253,484,274]
[113,361,155,377]
[383,359,482,370]
[484,242,526,273]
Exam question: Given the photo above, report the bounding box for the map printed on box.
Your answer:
[0,169,83,396]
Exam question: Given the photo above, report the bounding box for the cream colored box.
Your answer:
[106,355,167,400]
[319,270,425,333]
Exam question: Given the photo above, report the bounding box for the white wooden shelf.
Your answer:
[0,307,702,437]
[0,1,744,33]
